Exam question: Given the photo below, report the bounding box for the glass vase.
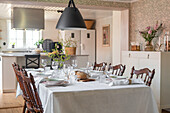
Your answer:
[145,41,154,51]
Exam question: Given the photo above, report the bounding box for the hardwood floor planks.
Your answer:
[0,92,24,113]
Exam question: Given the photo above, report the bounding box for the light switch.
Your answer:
[87,33,90,38]
[71,33,74,38]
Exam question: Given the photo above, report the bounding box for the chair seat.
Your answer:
[162,108,170,113]
[26,66,39,69]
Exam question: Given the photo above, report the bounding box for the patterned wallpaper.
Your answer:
[5,0,130,9]
[130,0,170,49]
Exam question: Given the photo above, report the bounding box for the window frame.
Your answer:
[7,20,42,49]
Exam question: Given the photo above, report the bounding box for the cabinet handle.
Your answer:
[147,54,150,59]
[129,53,131,58]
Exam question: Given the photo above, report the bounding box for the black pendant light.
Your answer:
[56,0,86,30]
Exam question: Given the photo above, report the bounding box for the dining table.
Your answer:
[16,68,159,113]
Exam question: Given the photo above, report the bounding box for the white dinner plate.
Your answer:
[26,68,44,72]
[36,72,52,76]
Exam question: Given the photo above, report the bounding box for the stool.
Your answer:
[162,108,170,113]
[25,54,40,69]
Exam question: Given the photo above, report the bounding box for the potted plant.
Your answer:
[64,37,77,55]
[34,39,44,48]
[10,42,15,48]
[139,22,164,51]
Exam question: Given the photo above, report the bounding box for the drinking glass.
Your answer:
[86,62,90,69]
[41,59,47,71]
[72,60,78,69]
[63,64,71,80]
[99,74,106,83]
[52,61,59,70]
[69,71,77,84]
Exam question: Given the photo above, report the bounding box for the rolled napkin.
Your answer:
[109,79,129,86]
[129,78,144,84]
[109,78,144,86]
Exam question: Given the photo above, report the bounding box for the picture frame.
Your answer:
[102,24,110,47]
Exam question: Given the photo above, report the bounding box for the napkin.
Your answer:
[109,79,129,86]
[109,78,144,86]
[44,80,68,87]
[129,78,144,84]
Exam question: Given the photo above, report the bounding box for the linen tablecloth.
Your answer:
[39,81,159,113]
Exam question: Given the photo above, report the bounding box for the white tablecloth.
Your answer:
[39,81,159,113]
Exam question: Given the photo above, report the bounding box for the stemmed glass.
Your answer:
[86,62,90,74]
[86,62,90,69]
[41,59,47,71]
[52,61,59,70]
[72,60,77,69]
[63,64,70,80]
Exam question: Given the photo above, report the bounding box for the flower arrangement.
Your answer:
[139,22,164,43]
[46,43,70,68]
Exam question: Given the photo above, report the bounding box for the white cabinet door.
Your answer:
[122,51,139,77]
[138,53,160,108]
[2,57,16,92]
[81,30,95,65]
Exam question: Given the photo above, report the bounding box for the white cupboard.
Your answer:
[0,56,16,93]
[122,51,170,112]
[81,30,95,65]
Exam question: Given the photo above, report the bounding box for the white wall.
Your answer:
[112,11,121,65]
[0,20,8,50]
[42,20,59,42]
[96,16,113,64]
[112,10,129,65]
[95,10,129,65]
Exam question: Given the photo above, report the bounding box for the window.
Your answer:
[8,21,42,48]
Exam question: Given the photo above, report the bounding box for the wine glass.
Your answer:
[52,61,59,70]
[72,60,77,69]
[41,59,47,71]
[86,62,90,69]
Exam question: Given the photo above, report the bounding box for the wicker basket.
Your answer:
[65,47,76,55]
[84,20,95,29]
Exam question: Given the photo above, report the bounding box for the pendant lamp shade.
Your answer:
[56,0,86,30]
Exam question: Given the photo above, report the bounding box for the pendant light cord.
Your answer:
[68,0,76,8]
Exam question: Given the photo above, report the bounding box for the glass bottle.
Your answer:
[164,32,169,52]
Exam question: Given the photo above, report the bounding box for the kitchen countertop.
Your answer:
[0,52,89,57]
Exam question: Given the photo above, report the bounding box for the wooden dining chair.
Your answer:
[20,70,43,113]
[108,63,126,76]
[12,63,27,113]
[130,66,155,86]
[93,62,107,71]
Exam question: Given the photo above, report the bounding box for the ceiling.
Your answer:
[0,3,113,20]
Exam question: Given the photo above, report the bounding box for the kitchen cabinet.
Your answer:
[121,51,170,112]
[0,56,16,93]
[80,30,95,65]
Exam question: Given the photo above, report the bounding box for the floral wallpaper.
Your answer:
[130,0,170,50]
[10,0,130,9]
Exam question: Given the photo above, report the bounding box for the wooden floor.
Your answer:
[0,92,24,113]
